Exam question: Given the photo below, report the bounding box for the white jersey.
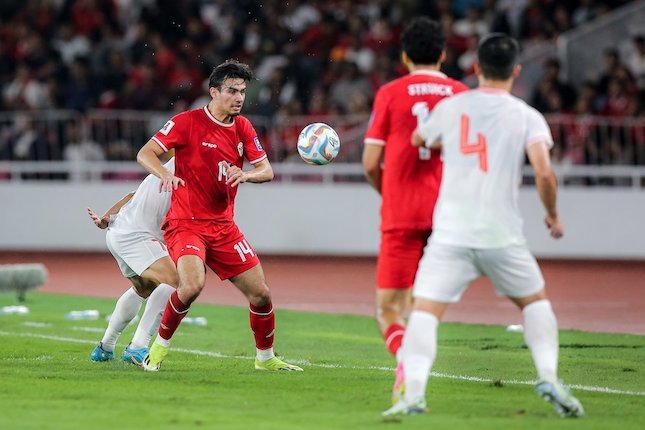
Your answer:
[109,158,174,241]
[418,88,553,248]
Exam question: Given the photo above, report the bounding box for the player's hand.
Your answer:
[544,215,564,239]
[411,129,425,147]
[225,164,248,187]
[87,207,109,229]
[159,170,185,192]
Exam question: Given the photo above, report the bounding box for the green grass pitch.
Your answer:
[0,293,643,429]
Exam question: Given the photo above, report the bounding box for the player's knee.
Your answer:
[179,280,205,300]
[376,300,405,324]
[377,300,400,316]
[248,285,271,307]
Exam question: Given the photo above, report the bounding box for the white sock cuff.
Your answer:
[155,334,171,348]
[128,286,146,303]
[156,283,175,293]
[409,310,440,327]
[522,299,552,316]
[256,347,275,362]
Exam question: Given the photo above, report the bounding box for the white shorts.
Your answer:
[413,241,544,303]
[106,230,169,278]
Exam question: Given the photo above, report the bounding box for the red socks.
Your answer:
[157,293,275,351]
[249,302,275,350]
[158,291,190,341]
[384,323,405,357]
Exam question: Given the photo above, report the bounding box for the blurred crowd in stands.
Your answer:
[0,0,643,169]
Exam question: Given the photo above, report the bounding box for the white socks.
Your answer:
[523,299,559,383]
[256,347,275,362]
[402,310,439,401]
[131,283,175,350]
[101,287,144,351]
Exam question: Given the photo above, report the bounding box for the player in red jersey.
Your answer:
[136,60,302,372]
[362,17,468,401]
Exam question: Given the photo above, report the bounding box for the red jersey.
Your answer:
[152,106,267,222]
[364,70,467,231]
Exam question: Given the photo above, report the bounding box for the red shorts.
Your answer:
[377,229,432,289]
[164,220,260,280]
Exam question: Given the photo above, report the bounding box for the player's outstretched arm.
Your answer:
[226,158,274,187]
[411,128,441,149]
[362,144,383,194]
[527,141,563,239]
[87,192,134,229]
[411,129,425,147]
[137,140,184,192]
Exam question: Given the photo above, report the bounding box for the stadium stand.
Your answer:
[0,0,643,183]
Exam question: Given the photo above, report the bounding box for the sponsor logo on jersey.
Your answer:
[202,141,218,149]
[253,136,263,151]
[160,120,175,136]
[407,83,454,97]
[237,142,244,157]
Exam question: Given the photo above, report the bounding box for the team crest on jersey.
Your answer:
[253,136,263,151]
[237,142,244,157]
[160,120,175,136]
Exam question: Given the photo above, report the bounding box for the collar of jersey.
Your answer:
[410,69,447,79]
[203,106,235,127]
[476,87,509,95]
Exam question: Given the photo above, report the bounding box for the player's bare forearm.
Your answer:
[527,141,558,218]
[411,129,425,147]
[226,158,273,187]
[362,144,383,194]
[245,161,274,183]
[527,140,563,238]
[535,172,558,219]
[137,140,167,178]
[137,140,184,191]
[101,192,135,219]
[364,170,382,194]
[87,192,134,229]
[536,171,564,238]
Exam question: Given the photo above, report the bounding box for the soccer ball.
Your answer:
[296,123,340,165]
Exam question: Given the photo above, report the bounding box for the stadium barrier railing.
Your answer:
[0,110,643,187]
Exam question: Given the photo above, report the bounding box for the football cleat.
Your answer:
[382,396,428,417]
[536,380,585,418]
[90,342,114,362]
[121,343,149,367]
[142,342,168,372]
[254,356,303,371]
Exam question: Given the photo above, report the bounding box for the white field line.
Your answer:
[1,330,644,397]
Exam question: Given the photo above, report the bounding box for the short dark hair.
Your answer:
[477,33,519,80]
[401,17,445,65]
[208,60,254,89]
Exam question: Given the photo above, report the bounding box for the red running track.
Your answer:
[1,252,643,335]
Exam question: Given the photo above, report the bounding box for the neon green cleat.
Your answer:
[142,342,168,372]
[254,356,303,371]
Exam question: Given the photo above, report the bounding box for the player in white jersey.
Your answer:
[87,158,178,366]
[383,34,584,418]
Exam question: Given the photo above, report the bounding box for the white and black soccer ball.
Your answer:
[296,123,341,165]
